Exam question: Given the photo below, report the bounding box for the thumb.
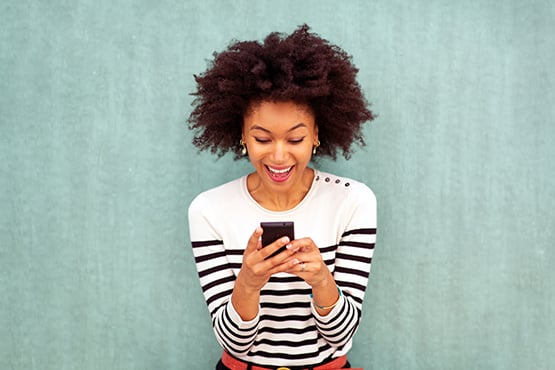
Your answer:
[244,226,263,255]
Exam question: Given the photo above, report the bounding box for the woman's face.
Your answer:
[242,100,318,196]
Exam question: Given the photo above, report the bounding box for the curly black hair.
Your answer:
[188,24,374,160]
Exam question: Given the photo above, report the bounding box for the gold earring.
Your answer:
[313,140,320,155]
[240,139,247,155]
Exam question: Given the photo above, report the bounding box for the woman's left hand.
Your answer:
[286,237,333,288]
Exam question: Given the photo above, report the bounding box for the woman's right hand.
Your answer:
[237,227,300,291]
[232,227,301,320]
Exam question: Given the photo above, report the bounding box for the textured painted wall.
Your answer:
[1,1,554,369]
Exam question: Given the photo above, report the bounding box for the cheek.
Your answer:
[295,147,314,162]
[246,147,265,163]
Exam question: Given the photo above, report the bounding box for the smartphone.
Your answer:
[260,221,295,258]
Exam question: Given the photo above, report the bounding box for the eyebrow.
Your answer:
[249,123,307,133]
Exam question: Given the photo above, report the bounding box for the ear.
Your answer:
[241,120,249,141]
[314,124,319,144]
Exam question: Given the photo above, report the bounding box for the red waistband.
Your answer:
[221,351,348,370]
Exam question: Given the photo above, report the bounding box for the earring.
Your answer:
[312,140,321,155]
[240,139,247,155]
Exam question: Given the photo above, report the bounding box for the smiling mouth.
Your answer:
[265,165,294,182]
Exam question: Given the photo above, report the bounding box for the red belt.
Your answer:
[221,351,349,370]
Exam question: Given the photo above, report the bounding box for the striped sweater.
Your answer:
[188,170,377,368]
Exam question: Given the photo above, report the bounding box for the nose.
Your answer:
[270,141,288,162]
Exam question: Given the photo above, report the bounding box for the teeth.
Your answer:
[267,166,292,174]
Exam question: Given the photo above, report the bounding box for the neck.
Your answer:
[247,168,314,211]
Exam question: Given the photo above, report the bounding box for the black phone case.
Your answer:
[260,221,294,258]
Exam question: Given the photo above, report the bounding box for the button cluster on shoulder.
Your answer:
[315,174,350,187]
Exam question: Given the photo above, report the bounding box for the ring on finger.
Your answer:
[300,262,306,272]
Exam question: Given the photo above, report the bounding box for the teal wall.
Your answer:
[1,1,554,369]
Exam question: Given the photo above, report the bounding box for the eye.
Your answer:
[289,137,305,144]
[254,137,271,143]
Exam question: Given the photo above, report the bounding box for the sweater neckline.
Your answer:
[241,169,321,215]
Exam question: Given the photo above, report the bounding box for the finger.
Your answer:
[260,236,290,260]
[267,256,302,276]
[267,242,301,265]
[280,258,306,275]
[244,227,263,255]
[290,237,316,252]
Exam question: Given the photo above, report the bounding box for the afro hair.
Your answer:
[188,24,374,160]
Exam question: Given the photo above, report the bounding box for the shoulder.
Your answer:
[188,176,244,215]
[313,170,377,227]
[314,170,376,204]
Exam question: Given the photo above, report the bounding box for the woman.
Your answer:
[188,25,376,370]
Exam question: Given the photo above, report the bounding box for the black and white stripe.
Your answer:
[188,171,377,367]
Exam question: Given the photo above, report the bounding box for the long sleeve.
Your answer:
[312,182,377,350]
[188,193,260,355]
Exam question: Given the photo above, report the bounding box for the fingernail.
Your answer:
[285,243,294,250]
[281,236,290,243]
